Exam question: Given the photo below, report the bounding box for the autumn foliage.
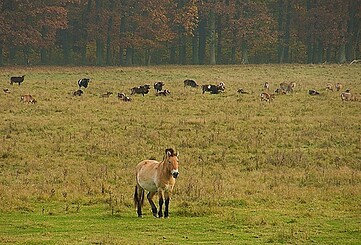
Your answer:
[0,0,359,65]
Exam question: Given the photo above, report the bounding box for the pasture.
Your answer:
[0,64,361,244]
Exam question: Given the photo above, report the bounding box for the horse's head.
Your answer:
[165,148,179,178]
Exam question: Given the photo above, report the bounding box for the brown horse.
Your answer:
[134,148,179,218]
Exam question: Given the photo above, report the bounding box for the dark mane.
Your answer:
[165,148,175,156]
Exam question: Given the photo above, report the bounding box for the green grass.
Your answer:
[1,64,361,244]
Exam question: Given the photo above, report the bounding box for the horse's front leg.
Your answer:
[147,192,157,218]
[158,189,164,218]
[164,192,170,218]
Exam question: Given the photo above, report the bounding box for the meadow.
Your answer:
[0,64,360,244]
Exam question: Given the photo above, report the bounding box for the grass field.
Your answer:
[1,64,361,244]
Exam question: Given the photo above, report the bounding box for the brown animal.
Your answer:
[101,92,113,97]
[260,92,275,102]
[20,94,36,103]
[279,81,295,93]
[263,82,270,90]
[134,148,179,218]
[335,83,342,91]
[341,91,355,101]
[73,90,83,96]
[274,88,286,95]
[326,83,334,91]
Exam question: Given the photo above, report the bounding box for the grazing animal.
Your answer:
[341,91,355,101]
[286,82,296,93]
[134,148,179,218]
[279,81,295,93]
[308,89,320,96]
[237,88,249,94]
[10,75,25,85]
[263,82,270,90]
[131,84,150,96]
[20,94,36,103]
[202,82,225,94]
[101,92,113,97]
[3,88,10,94]
[117,93,132,102]
[326,83,334,91]
[73,90,83,96]
[154,81,165,92]
[274,88,286,95]
[260,92,275,102]
[335,83,342,91]
[78,78,90,88]
[184,79,199,88]
[279,82,289,91]
[156,89,171,96]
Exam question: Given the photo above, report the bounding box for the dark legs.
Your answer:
[147,192,157,217]
[164,197,170,218]
[158,191,170,218]
[137,189,171,218]
[134,185,144,218]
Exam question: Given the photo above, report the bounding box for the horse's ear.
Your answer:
[176,152,179,157]
[166,149,173,157]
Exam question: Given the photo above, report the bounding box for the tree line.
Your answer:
[0,0,360,66]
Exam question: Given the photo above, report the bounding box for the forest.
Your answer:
[0,0,360,66]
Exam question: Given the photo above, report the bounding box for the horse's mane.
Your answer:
[165,148,175,156]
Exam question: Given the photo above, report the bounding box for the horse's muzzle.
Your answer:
[172,172,179,178]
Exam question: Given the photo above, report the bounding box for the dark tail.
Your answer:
[134,185,144,208]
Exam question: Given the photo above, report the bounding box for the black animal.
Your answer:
[78,78,90,88]
[156,89,171,96]
[202,82,225,94]
[131,84,150,96]
[73,89,83,96]
[10,75,25,85]
[308,89,320,96]
[184,79,199,88]
[154,81,165,92]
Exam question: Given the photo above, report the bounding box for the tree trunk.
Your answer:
[62,29,71,65]
[209,10,216,65]
[179,34,186,64]
[241,41,249,64]
[192,31,199,65]
[277,0,284,63]
[119,16,126,66]
[95,0,103,66]
[338,44,346,63]
[217,15,222,64]
[306,0,314,64]
[0,44,3,66]
[170,46,176,64]
[126,47,133,66]
[283,0,291,63]
[198,17,207,65]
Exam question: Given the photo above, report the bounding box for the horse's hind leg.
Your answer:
[147,192,157,217]
[134,185,144,217]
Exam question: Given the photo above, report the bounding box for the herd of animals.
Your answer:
[3,74,358,104]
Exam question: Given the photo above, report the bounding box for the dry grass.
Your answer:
[0,64,361,243]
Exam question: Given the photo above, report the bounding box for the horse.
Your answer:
[134,148,179,218]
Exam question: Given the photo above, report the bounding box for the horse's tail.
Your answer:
[134,185,144,208]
